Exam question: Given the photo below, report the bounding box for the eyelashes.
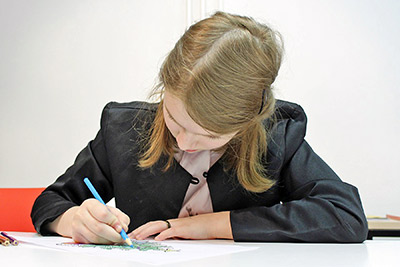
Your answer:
[166,110,174,121]
[165,110,221,140]
[207,135,221,140]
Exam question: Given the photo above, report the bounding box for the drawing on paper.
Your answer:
[57,240,180,252]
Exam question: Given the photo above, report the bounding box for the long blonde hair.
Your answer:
[139,12,283,193]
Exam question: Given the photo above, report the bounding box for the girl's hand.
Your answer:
[49,199,130,244]
[129,211,233,241]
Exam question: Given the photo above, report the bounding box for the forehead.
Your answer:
[163,91,214,136]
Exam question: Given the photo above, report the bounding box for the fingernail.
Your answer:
[115,223,122,232]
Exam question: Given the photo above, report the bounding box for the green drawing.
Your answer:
[57,240,179,252]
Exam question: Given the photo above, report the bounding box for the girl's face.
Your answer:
[163,91,236,153]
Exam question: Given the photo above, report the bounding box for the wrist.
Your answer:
[208,211,233,239]
[48,206,79,237]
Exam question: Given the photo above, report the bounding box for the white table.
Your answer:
[1,232,399,267]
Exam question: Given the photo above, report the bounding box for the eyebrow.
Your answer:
[164,106,218,138]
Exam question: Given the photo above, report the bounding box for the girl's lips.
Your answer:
[185,149,198,153]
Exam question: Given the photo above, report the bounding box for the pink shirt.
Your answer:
[174,150,223,217]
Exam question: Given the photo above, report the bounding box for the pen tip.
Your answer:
[125,237,133,247]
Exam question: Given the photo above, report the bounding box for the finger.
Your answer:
[73,224,114,244]
[71,214,114,244]
[89,202,123,233]
[154,229,174,241]
[71,217,91,244]
[81,205,123,243]
[132,221,168,240]
[72,231,91,244]
[154,220,180,241]
[108,206,130,231]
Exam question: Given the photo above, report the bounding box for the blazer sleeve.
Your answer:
[230,102,368,242]
[31,103,115,235]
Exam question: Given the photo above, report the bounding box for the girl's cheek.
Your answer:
[164,119,178,138]
[201,138,229,150]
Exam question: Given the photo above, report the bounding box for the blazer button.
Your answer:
[203,172,208,178]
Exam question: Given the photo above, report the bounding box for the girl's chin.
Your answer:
[185,149,199,153]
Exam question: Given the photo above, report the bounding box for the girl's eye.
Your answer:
[166,112,177,124]
[208,135,220,140]
[167,112,173,120]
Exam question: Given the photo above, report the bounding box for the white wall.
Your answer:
[224,0,400,216]
[1,0,399,216]
[0,0,187,186]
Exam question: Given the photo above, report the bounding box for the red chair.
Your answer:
[0,188,45,232]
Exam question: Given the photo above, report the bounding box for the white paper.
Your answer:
[15,233,257,265]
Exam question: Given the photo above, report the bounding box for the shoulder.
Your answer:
[103,101,158,116]
[267,100,308,138]
[274,99,307,126]
[99,101,159,136]
[101,101,158,124]
[265,100,308,167]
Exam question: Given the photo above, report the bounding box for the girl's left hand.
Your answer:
[128,211,233,241]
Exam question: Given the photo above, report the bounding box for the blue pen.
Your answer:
[83,177,133,247]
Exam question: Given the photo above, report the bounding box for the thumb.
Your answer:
[108,206,130,232]
[108,214,123,233]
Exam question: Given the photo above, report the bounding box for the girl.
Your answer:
[31,12,368,243]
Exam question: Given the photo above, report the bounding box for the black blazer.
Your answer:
[31,100,368,242]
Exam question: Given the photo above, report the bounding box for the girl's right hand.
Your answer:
[49,199,130,244]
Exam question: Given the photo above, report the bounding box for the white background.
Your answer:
[1,0,399,216]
